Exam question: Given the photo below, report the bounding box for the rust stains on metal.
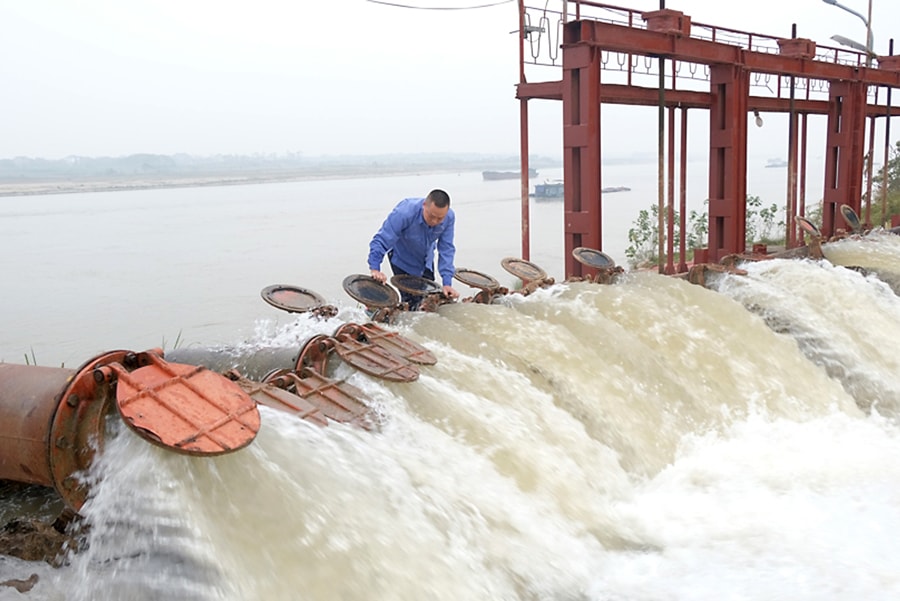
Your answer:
[106,352,260,456]
[0,318,434,513]
[1,348,263,510]
[269,369,375,430]
[516,2,900,273]
[233,375,331,427]
[330,334,419,382]
[334,322,437,366]
[297,329,420,383]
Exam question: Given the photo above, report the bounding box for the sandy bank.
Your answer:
[0,166,480,197]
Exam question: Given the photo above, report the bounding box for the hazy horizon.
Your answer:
[4,1,899,162]
[0,149,557,162]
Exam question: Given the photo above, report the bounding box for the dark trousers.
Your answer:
[389,254,435,310]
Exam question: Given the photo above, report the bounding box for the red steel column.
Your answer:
[665,105,676,274]
[678,107,689,272]
[562,23,602,279]
[707,65,749,261]
[517,0,531,260]
[822,81,867,237]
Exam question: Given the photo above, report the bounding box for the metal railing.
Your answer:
[520,0,874,100]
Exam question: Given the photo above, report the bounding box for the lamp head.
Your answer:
[831,34,870,54]
[753,110,764,128]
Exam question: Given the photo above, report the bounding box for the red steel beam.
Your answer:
[518,80,899,119]
[566,20,900,87]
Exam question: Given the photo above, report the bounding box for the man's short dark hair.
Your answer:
[427,189,450,208]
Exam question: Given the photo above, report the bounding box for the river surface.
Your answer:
[1,168,578,367]
[3,168,900,600]
[0,163,816,367]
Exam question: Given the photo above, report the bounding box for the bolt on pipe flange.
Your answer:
[49,350,130,510]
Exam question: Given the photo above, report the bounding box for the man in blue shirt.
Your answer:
[368,189,459,307]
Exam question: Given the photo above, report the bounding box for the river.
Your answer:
[0,169,567,367]
[0,162,817,368]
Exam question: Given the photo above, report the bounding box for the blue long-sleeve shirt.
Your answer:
[368,197,456,286]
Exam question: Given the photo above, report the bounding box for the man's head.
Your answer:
[422,189,451,226]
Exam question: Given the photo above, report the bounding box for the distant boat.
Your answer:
[531,180,564,199]
[530,181,630,201]
[765,158,788,168]
[482,168,538,181]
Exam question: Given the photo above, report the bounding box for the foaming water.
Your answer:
[591,410,900,600]
[713,235,900,413]
[824,230,900,294]
[6,245,900,600]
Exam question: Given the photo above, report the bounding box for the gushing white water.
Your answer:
[4,237,900,601]
[714,234,900,413]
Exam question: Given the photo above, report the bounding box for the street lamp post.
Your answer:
[822,0,874,65]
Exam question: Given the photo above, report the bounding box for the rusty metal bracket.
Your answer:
[296,334,334,376]
[334,322,437,366]
[299,329,419,382]
[417,293,456,312]
[461,286,510,304]
[368,306,404,323]
[687,262,749,287]
[265,369,375,430]
[231,372,329,427]
[219,363,377,430]
[517,277,557,296]
[564,266,625,285]
[330,334,419,382]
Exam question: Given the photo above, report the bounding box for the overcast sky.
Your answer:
[2,0,898,160]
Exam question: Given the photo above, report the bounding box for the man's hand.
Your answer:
[442,285,459,300]
[370,269,387,284]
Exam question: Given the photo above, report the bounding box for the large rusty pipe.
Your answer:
[0,364,74,488]
[166,347,302,381]
[0,352,120,510]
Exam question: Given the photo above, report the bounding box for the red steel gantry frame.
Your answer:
[515,1,900,276]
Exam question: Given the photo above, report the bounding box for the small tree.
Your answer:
[625,195,785,269]
[869,141,900,226]
[745,194,785,246]
[625,202,708,269]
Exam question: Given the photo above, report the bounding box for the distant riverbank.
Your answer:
[0,166,481,197]
[0,152,562,198]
